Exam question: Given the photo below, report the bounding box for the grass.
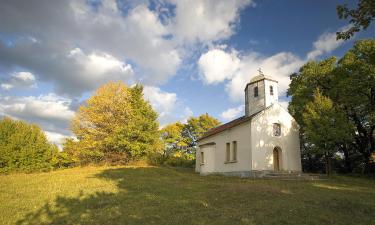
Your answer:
[0,165,374,225]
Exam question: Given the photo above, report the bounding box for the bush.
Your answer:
[163,151,195,168]
[0,117,58,172]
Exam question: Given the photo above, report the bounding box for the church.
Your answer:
[195,72,302,177]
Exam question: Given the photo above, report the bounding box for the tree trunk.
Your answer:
[325,153,332,176]
[342,145,352,173]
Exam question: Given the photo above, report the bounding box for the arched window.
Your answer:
[254,86,258,97]
[273,123,281,136]
[270,85,274,96]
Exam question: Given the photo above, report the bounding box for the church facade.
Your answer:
[195,74,302,177]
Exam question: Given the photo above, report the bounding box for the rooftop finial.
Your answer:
[257,68,263,75]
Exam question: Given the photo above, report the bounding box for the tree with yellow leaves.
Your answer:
[69,82,160,164]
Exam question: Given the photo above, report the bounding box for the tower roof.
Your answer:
[249,74,278,84]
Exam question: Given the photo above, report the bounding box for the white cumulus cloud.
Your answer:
[220,105,244,121]
[198,48,240,84]
[0,93,75,142]
[143,86,193,126]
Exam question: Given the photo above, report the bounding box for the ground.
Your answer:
[0,165,374,225]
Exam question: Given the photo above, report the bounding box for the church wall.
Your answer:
[196,121,252,174]
[250,104,302,171]
[264,79,278,107]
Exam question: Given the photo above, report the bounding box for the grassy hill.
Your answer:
[0,165,374,225]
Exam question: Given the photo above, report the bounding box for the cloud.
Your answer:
[171,0,253,43]
[199,48,304,102]
[0,0,181,96]
[198,27,347,103]
[0,93,75,135]
[44,131,73,149]
[1,72,36,90]
[143,86,193,126]
[307,29,345,60]
[220,105,244,121]
[198,48,240,84]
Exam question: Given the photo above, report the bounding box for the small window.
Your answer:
[201,151,204,164]
[270,86,274,96]
[226,143,230,162]
[273,123,281,136]
[232,141,237,161]
[254,86,258,97]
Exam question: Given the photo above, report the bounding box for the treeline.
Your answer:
[0,82,220,172]
[288,39,375,175]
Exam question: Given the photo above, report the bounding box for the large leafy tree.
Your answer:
[0,117,58,171]
[182,113,221,151]
[302,90,353,175]
[288,39,375,173]
[337,0,375,40]
[70,82,160,164]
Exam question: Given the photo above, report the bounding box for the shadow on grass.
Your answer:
[15,167,375,225]
[15,167,218,225]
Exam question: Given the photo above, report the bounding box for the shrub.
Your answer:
[0,117,58,172]
[163,151,195,168]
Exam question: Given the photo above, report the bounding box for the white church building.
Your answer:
[196,73,302,177]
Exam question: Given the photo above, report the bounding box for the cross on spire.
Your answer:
[257,68,263,75]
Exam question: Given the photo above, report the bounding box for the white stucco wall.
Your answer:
[196,103,302,174]
[196,121,252,174]
[250,103,302,171]
[264,79,278,107]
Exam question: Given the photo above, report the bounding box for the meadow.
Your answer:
[0,165,374,225]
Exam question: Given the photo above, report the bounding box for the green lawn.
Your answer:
[0,166,374,225]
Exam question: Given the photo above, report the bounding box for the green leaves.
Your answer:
[336,0,375,40]
[0,117,57,171]
[288,39,375,172]
[69,82,160,165]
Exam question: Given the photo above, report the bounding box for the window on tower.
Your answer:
[254,86,258,97]
[270,85,274,96]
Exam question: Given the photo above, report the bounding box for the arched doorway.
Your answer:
[273,147,282,171]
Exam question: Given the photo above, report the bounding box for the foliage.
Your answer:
[163,151,195,168]
[160,122,186,155]
[154,114,220,168]
[0,117,58,172]
[337,0,375,40]
[1,166,375,225]
[302,90,353,175]
[288,39,375,173]
[69,82,160,165]
[182,113,221,150]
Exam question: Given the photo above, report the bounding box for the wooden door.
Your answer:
[273,148,279,171]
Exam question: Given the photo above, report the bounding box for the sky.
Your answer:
[0,0,374,147]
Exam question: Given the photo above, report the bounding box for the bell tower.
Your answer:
[244,69,278,117]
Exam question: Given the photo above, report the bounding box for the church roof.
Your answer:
[249,74,278,84]
[198,108,267,142]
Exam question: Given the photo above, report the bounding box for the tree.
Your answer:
[288,39,375,173]
[160,122,186,155]
[303,90,353,175]
[70,82,160,164]
[337,0,375,40]
[0,117,57,171]
[182,113,221,151]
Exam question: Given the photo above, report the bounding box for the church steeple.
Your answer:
[244,70,278,117]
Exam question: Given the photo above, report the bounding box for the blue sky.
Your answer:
[0,0,374,146]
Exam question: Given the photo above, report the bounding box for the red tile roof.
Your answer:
[198,116,252,141]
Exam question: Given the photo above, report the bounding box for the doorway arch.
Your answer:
[273,147,282,171]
